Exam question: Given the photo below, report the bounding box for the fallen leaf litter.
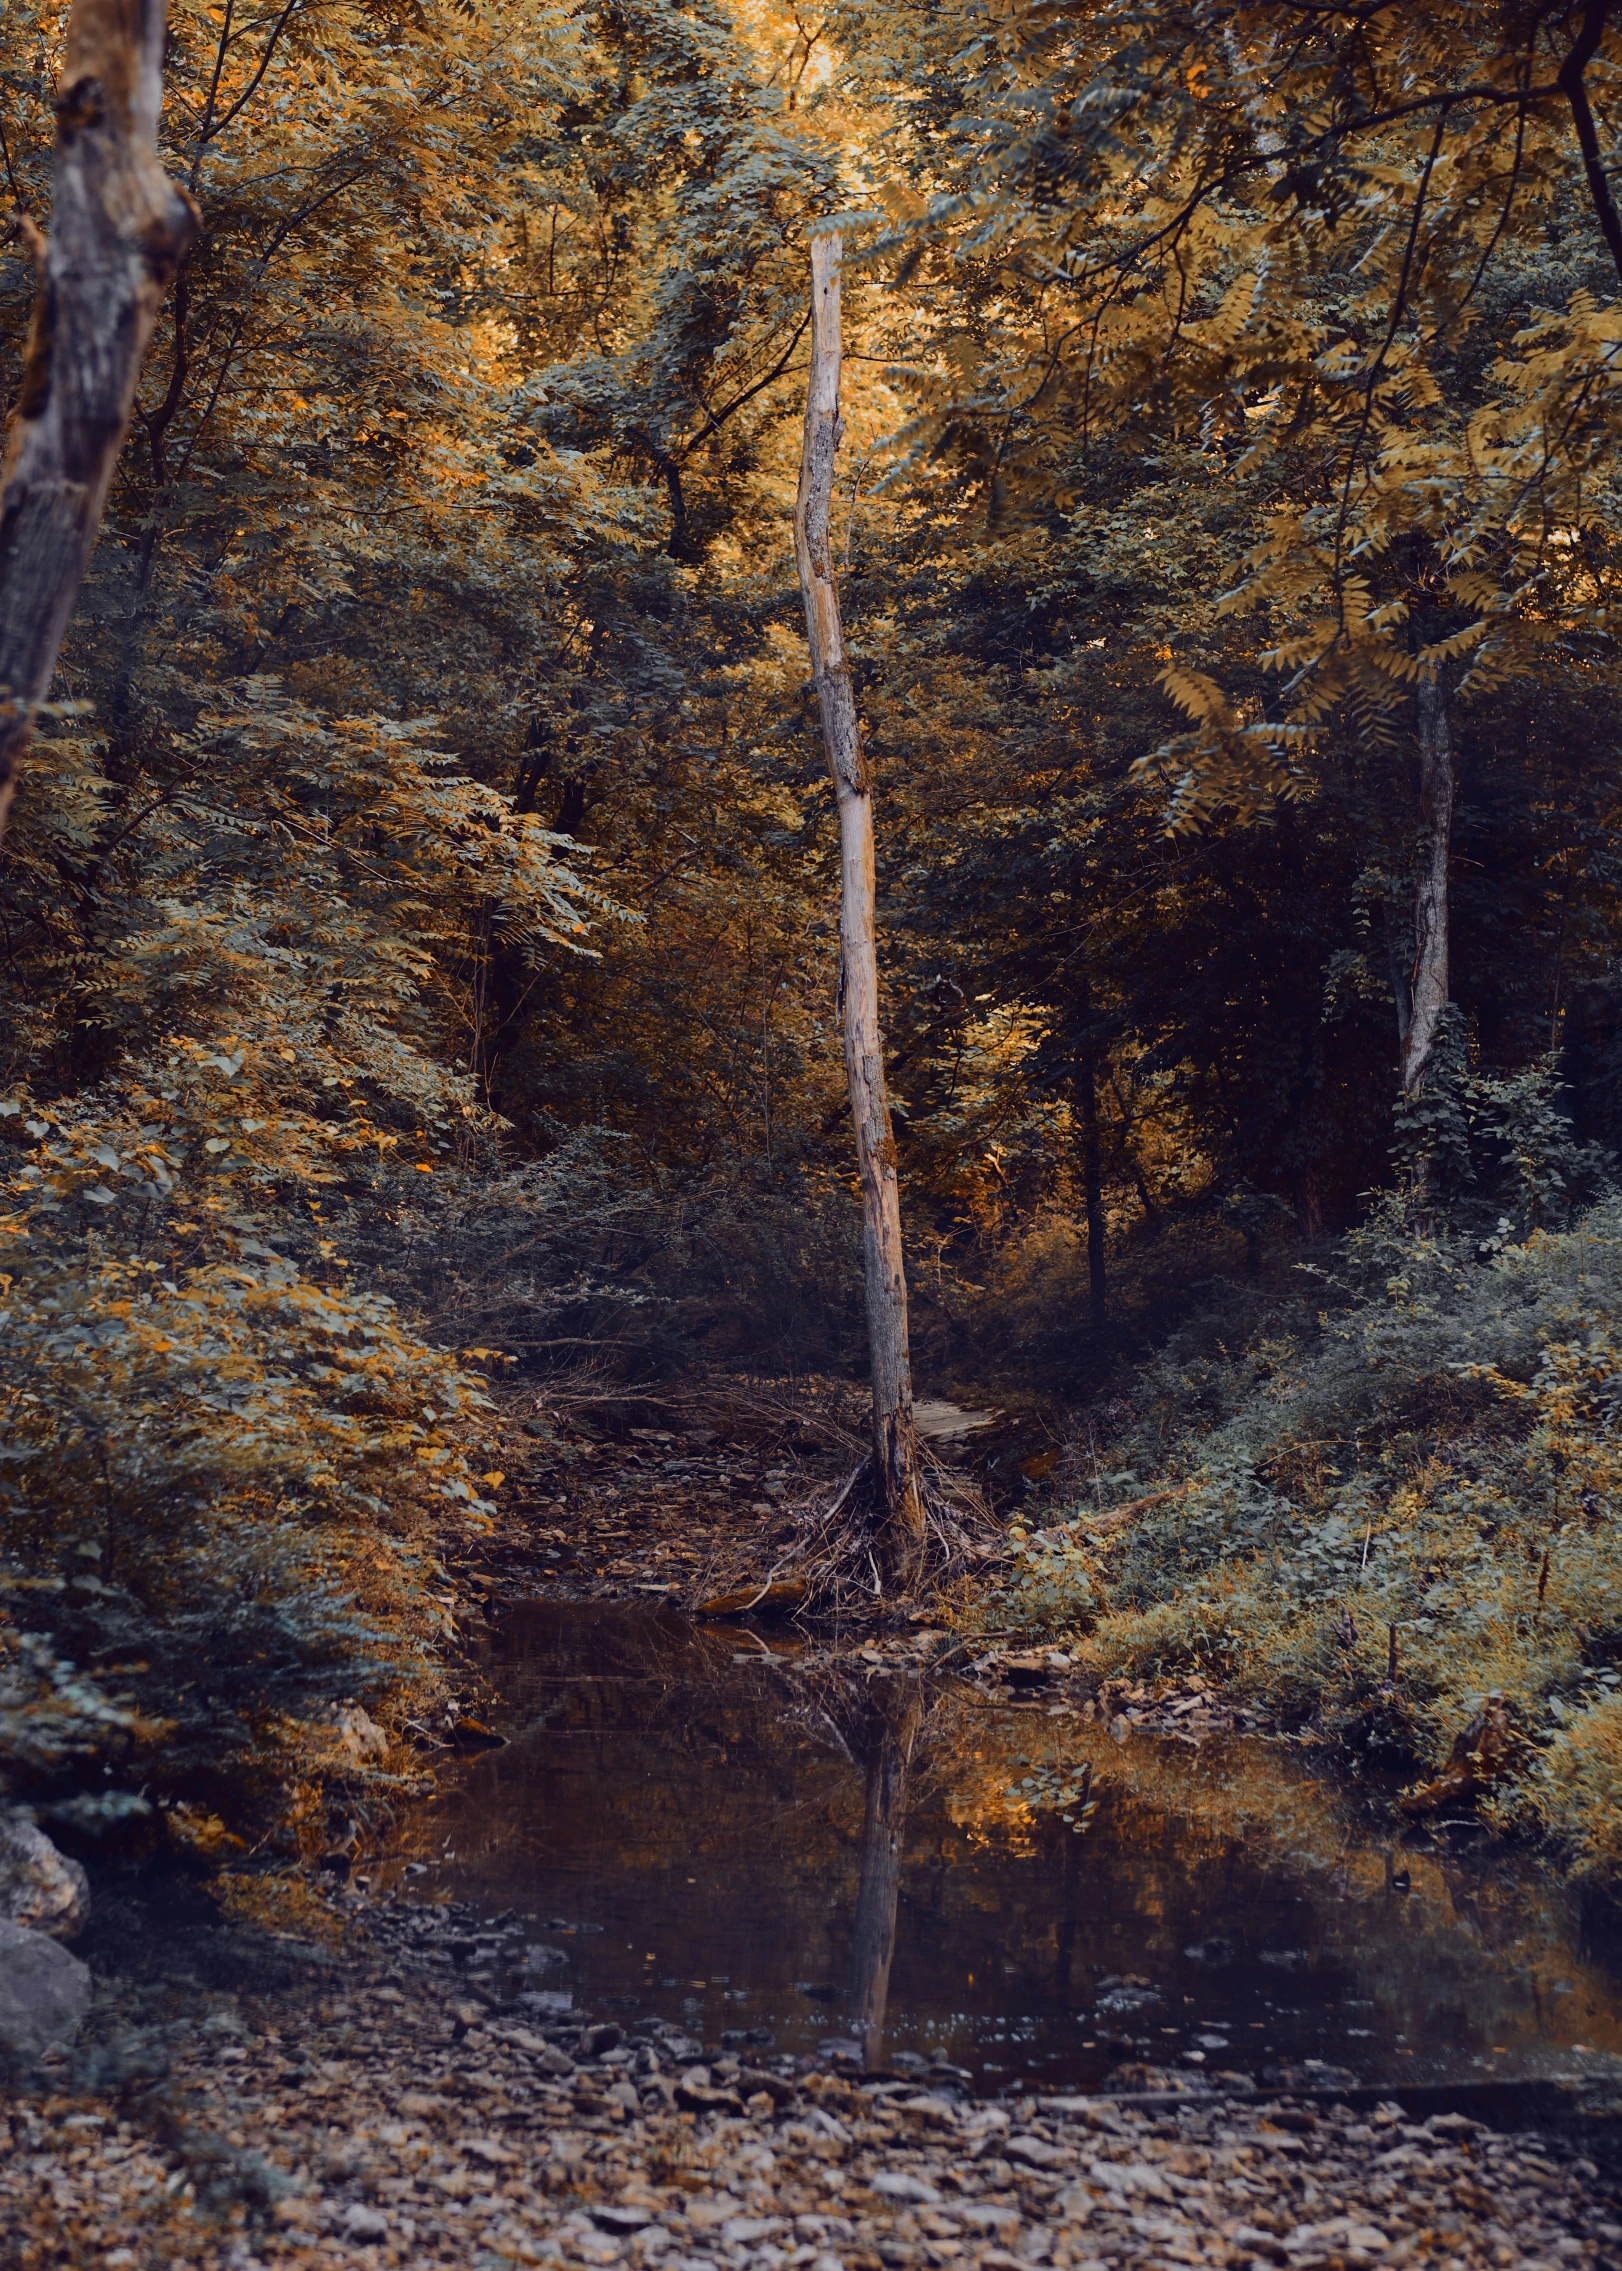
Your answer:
[5,1888,1619,2271]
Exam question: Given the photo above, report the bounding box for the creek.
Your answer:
[379,1603,1622,2100]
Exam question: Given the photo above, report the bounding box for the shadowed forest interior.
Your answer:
[7,0,1622,1905]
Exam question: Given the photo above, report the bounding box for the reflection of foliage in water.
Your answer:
[1011,1756,1096,1834]
[396,1637,1622,2077]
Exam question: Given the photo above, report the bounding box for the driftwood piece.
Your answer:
[695,1579,809,1620]
[0,0,198,839]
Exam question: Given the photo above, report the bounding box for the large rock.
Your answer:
[0,1917,92,2061]
[0,1816,90,1938]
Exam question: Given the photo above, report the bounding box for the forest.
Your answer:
[6,0,1622,1941]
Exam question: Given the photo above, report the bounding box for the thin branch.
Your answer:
[681,312,812,454]
[1556,0,1622,285]
[188,0,236,191]
[202,0,304,152]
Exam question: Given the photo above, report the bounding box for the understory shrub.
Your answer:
[1527,1693,1622,1882]
[996,1176,1622,1875]
[0,1030,499,1844]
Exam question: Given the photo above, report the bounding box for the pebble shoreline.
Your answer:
[6,1903,1620,2271]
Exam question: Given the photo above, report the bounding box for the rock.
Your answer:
[1233,2223,1290,2261]
[342,2204,389,2239]
[675,2077,743,2114]
[1085,2158,1173,2203]
[960,2204,1023,2232]
[332,1705,389,1762]
[735,2064,796,2104]
[592,2206,654,2232]
[1007,2133,1071,2171]
[0,1917,93,2060]
[685,2193,746,2232]
[872,2172,941,2204]
[461,2135,518,2165]
[719,2216,784,2246]
[0,1817,90,1938]
[1291,2218,1389,2254]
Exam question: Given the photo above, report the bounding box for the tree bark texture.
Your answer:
[793,230,924,1587]
[1400,673,1455,1094]
[848,1677,922,2070]
[0,0,197,840]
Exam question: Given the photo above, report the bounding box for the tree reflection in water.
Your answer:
[848,1675,923,2070]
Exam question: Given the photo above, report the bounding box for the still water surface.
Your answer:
[382,1605,1622,2094]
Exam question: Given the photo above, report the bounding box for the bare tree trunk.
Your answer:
[1078,1051,1106,1328]
[1399,673,1455,1093]
[0,0,196,842]
[848,1676,922,2071]
[793,229,924,1588]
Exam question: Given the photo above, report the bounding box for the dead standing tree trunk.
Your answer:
[0,0,197,842]
[793,229,925,1592]
[1398,672,1456,1094]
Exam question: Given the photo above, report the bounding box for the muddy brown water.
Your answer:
[379,1604,1622,2099]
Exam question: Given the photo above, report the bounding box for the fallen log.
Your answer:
[695,1579,809,1619]
[1084,1486,1186,1538]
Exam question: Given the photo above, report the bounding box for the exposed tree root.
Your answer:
[691,1441,997,1624]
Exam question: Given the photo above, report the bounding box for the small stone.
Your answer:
[342,2204,389,2239]
[872,2173,941,2204]
[1007,2134,1070,2171]
[332,1705,389,1762]
[462,2134,518,2165]
[1085,2158,1172,2202]
[720,2217,784,2246]
[593,2206,655,2232]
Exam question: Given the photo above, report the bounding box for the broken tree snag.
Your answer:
[1400,670,1455,1094]
[792,228,925,1591]
[0,0,198,841]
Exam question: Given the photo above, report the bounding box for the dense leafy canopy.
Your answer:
[4,0,1622,1854]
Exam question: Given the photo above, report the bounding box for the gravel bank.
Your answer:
[5,1899,1619,2271]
